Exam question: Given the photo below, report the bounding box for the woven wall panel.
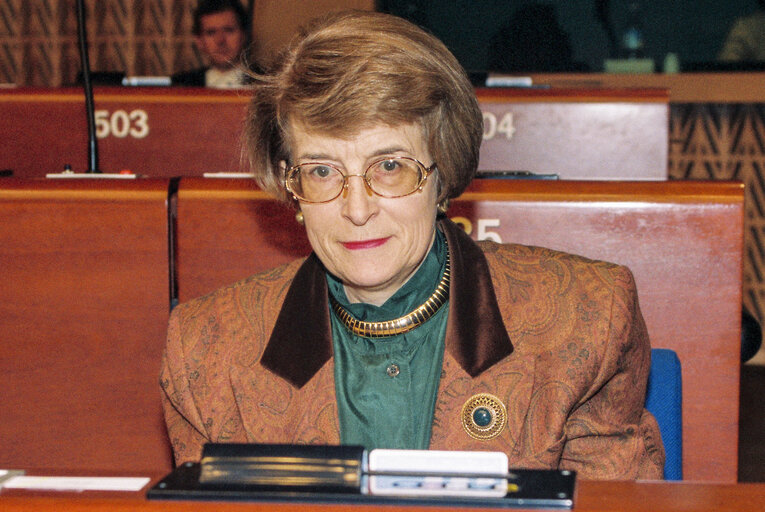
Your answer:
[0,0,201,86]
[0,0,21,84]
[669,104,765,324]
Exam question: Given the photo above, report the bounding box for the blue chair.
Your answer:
[645,348,683,480]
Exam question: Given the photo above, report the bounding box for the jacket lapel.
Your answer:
[441,218,513,374]
[260,253,333,388]
[434,220,523,454]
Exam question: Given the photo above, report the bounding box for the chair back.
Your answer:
[646,348,683,480]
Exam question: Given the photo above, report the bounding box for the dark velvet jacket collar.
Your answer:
[260,218,513,388]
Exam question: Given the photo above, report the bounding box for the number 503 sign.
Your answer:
[95,109,150,139]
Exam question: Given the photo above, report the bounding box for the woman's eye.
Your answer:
[380,160,400,172]
[307,166,333,178]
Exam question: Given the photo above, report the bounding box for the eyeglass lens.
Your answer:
[289,157,425,202]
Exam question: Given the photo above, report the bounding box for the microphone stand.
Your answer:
[595,0,618,59]
[76,0,100,173]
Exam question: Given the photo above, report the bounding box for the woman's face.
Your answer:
[288,122,439,306]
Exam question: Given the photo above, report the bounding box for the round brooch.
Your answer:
[461,393,507,440]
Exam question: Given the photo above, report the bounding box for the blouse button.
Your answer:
[386,363,400,378]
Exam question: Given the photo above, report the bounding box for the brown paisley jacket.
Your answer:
[160,218,665,479]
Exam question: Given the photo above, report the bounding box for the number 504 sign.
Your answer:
[482,111,515,141]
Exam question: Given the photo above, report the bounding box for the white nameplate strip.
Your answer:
[367,449,509,498]
[2,476,150,492]
[46,173,138,179]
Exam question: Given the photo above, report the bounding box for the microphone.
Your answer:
[76,0,100,173]
[48,3,136,180]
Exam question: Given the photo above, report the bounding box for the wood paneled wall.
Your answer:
[0,0,197,87]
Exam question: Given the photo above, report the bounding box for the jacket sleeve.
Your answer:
[558,265,665,479]
[159,306,209,466]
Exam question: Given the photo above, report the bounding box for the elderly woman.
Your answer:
[160,11,664,480]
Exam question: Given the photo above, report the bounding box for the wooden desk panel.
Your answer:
[2,481,765,511]
[0,178,173,472]
[451,180,744,483]
[174,178,744,482]
[2,88,247,177]
[2,87,667,180]
[476,88,668,179]
[174,178,312,302]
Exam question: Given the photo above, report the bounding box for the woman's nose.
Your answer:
[341,175,376,225]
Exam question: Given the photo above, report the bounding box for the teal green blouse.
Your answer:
[327,229,449,450]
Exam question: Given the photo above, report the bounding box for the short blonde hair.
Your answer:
[244,10,482,203]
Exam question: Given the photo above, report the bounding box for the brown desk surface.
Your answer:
[2,86,667,180]
[1,480,765,512]
[527,72,765,103]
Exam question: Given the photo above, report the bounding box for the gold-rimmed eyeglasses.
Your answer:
[285,156,437,203]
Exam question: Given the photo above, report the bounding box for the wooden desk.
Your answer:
[1,88,247,178]
[0,178,743,480]
[449,180,744,484]
[475,87,667,179]
[0,178,173,472]
[1,480,765,511]
[2,87,667,180]
[174,178,744,483]
[526,73,765,363]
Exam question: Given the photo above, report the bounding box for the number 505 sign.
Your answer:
[95,109,150,139]
[451,217,502,243]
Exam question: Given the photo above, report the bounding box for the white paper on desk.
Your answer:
[2,476,150,492]
[202,172,256,178]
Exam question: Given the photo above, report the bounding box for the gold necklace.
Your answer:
[329,246,450,339]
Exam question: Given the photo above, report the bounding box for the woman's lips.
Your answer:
[341,237,389,250]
